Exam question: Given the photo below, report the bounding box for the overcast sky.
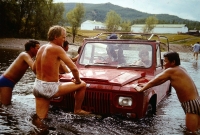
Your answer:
[53,0,200,22]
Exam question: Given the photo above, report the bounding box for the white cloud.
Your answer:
[53,0,200,21]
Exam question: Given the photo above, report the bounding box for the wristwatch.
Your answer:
[75,81,81,84]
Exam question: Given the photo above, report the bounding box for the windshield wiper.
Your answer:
[128,64,145,67]
[84,62,109,67]
[117,64,145,68]
[94,62,108,64]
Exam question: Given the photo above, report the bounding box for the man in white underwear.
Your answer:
[33,25,90,120]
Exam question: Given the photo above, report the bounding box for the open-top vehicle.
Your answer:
[51,32,171,119]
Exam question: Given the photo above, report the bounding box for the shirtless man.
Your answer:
[137,52,200,134]
[33,25,90,120]
[63,40,69,52]
[62,40,81,62]
[0,40,40,105]
[71,46,82,62]
[60,41,71,74]
[60,41,82,74]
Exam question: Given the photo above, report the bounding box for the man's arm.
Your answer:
[32,60,36,74]
[59,60,70,73]
[22,52,35,71]
[59,48,81,83]
[137,69,171,92]
[71,54,79,62]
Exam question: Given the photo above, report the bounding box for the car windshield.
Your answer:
[79,42,152,68]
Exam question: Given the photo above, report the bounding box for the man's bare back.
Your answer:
[166,66,199,102]
[34,43,63,82]
[4,52,33,82]
[34,42,80,82]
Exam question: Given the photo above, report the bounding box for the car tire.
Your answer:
[146,102,156,117]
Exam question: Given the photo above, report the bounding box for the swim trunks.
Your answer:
[181,97,200,115]
[0,75,15,88]
[33,78,60,99]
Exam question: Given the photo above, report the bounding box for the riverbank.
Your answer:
[0,38,80,57]
[0,38,192,51]
[0,38,194,61]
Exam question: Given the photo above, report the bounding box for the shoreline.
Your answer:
[0,38,48,49]
[0,38,80,56]
[0,38,194,60]
[0,38,192,52]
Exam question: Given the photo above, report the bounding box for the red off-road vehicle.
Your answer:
[51,32,171,119]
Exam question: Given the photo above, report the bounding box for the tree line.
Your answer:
[0,1,199,41]
[0,0,65,39]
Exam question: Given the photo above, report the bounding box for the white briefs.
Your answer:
[33,78,60,99]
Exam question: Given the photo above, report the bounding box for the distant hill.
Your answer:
[63,3,192,23]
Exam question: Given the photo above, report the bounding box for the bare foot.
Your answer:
[32,114,49,134]
[74,110,91,115]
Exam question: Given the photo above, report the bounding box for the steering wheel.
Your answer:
[94,56,107,63]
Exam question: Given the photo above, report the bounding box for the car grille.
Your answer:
[51,90,112,114]
[82,90,111,114]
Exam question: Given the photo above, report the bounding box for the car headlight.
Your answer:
[118,97,132,106]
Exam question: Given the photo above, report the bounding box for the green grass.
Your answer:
[75,30,200,46]
[160,34,200,46]
[78,30,105,37]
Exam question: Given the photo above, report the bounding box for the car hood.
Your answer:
[60,68,145,86]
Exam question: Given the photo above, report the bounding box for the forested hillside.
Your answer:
[64,3,200,30]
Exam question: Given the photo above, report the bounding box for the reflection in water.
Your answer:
[0,48,200,134]
[0,49,21,73]
[0,106,20,134]
[192,61,199,71]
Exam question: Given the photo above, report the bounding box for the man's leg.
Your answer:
[0,87,12,105]
[73,82,88,114]
[35,97,50,119]
[185,113,199,133]
[54,81,90,114]
[194,52,198,60]
[194,53,196,60]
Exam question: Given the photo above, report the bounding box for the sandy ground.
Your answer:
[0,38,194,60]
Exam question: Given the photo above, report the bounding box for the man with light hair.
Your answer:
[33,25,90,120]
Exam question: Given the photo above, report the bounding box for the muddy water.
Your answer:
[0,49,200,135]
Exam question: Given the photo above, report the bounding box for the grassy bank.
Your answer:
[76,30,200,46]
[163,34,200,46]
